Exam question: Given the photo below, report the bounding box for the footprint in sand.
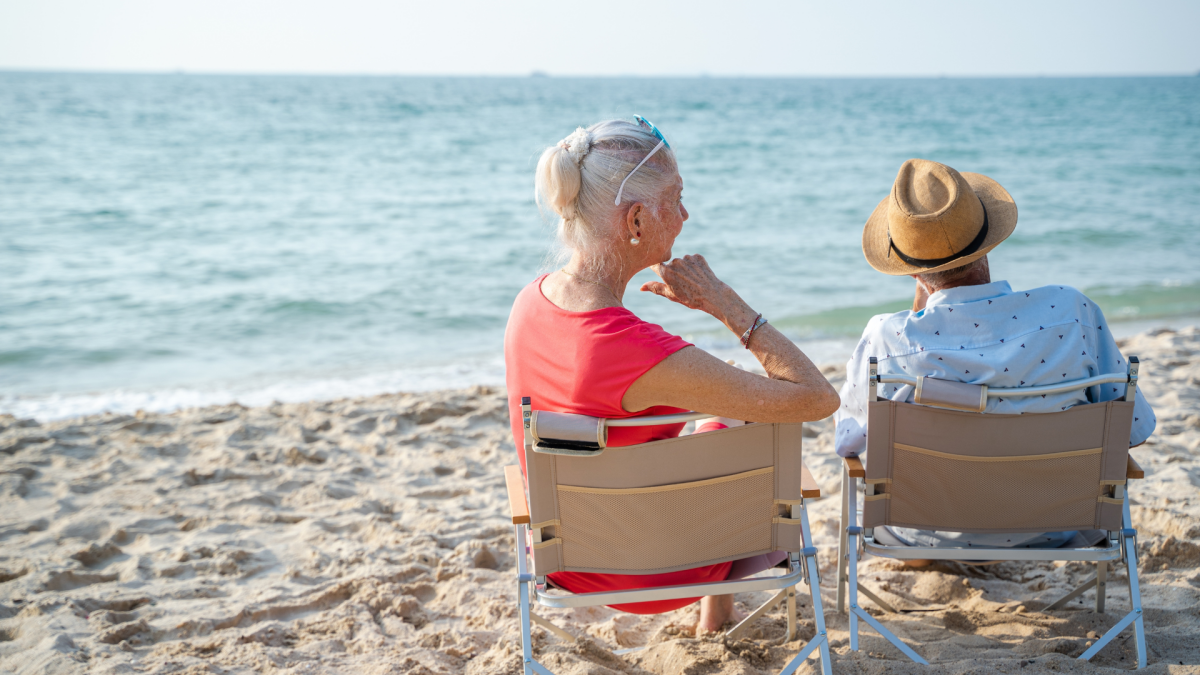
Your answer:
[42,570,119,592]
[68,542,123,567]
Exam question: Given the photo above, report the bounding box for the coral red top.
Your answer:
[504,275,733,613]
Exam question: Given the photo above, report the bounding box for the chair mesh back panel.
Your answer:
[891,447,1102,531]
[863,400,1133,533]
[522,422,807,576]
[557,468,774,573]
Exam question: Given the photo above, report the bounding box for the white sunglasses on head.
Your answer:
[614,115,671,206]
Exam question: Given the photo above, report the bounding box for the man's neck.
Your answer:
[932,274,991,294]
[928,261,993,293]
[914,269,992,312]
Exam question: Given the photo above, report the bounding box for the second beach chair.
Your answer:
[505,397,833,675]
[837,356,1148,668]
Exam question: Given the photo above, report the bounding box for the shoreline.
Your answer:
[1,325,1198,673]
[4,315,1197,424]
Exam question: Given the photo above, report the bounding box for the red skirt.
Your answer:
[547,562,734,614]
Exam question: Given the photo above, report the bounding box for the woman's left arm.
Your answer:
[625,255,839,422]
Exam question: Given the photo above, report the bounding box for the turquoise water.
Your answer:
[2,73,1198,418]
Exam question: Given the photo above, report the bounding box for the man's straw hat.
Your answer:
[863,159,1018,276]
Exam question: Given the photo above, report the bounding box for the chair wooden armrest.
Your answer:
[1126,455,1144,480]
[505,465,530,525]
[843,456,865,478]
[801,461,821,499]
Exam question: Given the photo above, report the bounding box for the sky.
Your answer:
[1,0,1198,77]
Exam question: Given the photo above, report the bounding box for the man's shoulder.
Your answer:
[1021,283,1088,301]
[1018,283,1099,317]
[857,309,914,339]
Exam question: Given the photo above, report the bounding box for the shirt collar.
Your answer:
[925,280,1013,309]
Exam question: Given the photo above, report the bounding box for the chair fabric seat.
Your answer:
[874,525,1107,549]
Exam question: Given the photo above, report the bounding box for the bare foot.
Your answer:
[901,559,932,568]
[696,595,747,634]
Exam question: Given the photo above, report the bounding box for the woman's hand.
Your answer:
[628,255,840,422]
[641,255,756,334]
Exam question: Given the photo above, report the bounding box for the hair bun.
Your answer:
[558,127,593,166]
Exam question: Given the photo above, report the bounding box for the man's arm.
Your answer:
[834,333,875,458]
[834,379,868,457]
[1128,389,1157,446]
[1085,298,1157,444]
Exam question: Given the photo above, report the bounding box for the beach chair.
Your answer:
[836,356,1148,668]
[504,397,833,675]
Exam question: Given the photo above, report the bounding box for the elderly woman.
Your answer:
[504,117,839,632]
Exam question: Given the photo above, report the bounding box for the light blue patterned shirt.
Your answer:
[834,281,1156,459]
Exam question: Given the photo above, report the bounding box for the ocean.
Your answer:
[2,73,1198,420]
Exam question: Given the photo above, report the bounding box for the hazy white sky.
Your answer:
[2,0,1198,77]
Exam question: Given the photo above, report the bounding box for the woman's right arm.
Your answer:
[622,255,839,422]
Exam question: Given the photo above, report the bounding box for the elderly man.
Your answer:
[835,158,1156,552]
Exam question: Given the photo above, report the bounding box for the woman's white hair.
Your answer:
[535,119,678,252]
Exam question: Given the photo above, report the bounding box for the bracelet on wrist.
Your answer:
[739,313,768,348]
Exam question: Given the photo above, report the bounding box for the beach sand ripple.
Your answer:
[1,329,1199,674]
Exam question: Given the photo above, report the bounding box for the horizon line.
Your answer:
[2,67,1198,79]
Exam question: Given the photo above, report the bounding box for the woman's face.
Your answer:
[647,173,688,262]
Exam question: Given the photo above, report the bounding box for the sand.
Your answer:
[1,326,1199,674]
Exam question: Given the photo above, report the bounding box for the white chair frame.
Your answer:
[507,410,833,675]
[836,356,1147,669]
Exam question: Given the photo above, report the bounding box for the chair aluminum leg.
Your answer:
[515,524,556,675]
[1127,541,1147,669]
[847,523,928,665]
[1095,561,1107,614]
[837,465,849,614]
[726,589,788,641]
[1045,575,1098,611]
[1078,493,1146,669]
[851,604,929,665]
[800,503,832,675]
[516,524,536,675]
[779,633,828,675]
[530,612,576,643]
[786,586,798,642]
[777,500,832,675]
[847,526,859,652]
[856,583,898,614]
[1078,609,1140,665]
[846,470,858,651]
[1123,488,1147,669]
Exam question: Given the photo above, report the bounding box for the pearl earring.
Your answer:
[630,237,640,246]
